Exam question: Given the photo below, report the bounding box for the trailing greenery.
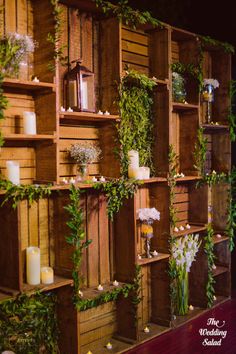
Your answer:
[64,185,91,300]
[0,179,52,209]
[117,69,157,177]
[93,177,141,220]
[77,265,141,312]
[168,145,179,228]
[93,0,162,28]
[0,73,8,147]
[204,223,216,308]
[226,167,236,251]
[171,61,203,91]
[0,291,59,354]
[193,127,208,176]
[228,80,236,141]
[48,0,68,71]
[199,35,234,54]
[168,239,178,319]
[197,171,227,187]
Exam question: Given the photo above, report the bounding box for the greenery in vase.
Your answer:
[117,69,157,177]
[204,224,216,307]
[0,291,59,354]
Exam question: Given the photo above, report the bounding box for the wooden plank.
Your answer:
[59,126,99,140]
[99,193,110,284]
[122,40,148,56]
[122,61,149,75]
[28,201,39,246]
[69,8,81,65]
[38,198,49,267]
[5,0,16,33]
[81,13,93,71]
[87,192,99,287]
[0,0,4,36]
[122,28,148,45]
[17,0,27,34]
[122,51,149,67]
[58,4,68,108]
[149,28,170,79]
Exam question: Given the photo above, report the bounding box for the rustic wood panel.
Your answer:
[149,27,170,80]
[122,27,148,45]
[212,134,231,172]
[87,192,99,287]
[5,0,17,33]
[99,194,110,284]
[212,183,229,231]
[99,124,120,178]
[171,41,179,63]
[138,265,151,330]
[59,4,68,107]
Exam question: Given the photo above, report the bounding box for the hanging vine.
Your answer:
[204,223,216,308]
[168,145,179,228]
[64,185,92,302]
[199,35,234,54]
[193,127,208,176]
[0,73,8,147]
[171,61,203,92]
[117,69,157,177]
[228,80,236,142]
[225,167,236,251]
[0,291,59,354]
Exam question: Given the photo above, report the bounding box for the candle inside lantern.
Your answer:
[6,160,20,185]
[23,111,37,135]
[26,246,40,285]
[41,266,54,284]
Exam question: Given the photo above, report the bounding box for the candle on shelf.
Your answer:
[26,246,40,285]
[106,342,112,350]
[212,264,216,270]
[189,305,194,311]
[97,110,103,115]
[100,176,106,182]
[60,106,66,112]
[152,250,158,257]
[185,224,191,229]
[92,176,97,182]
[113,280,119,287]
[213,295,217,301]
[23,111,37,135]
[97,284,103,291]
[87,351,93,354]
[41,266,54,284]
[174,226,179,232]
[179,225,185,231]
[67,107,73,112]
[144,326,150,333]
[78,290,83,297]
[6,160,20,185]
[128,150,139,169]
[216,234,222,238]
[104,110,110,115]
[32,76,39,82]
[139,166,150,179]
[128,166,139,179]
[62,178,68,184]
[69,177,76,184]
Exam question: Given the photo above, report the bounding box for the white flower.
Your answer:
[68,142,101,164]
[137,208,160,221]
[203,78,219,89]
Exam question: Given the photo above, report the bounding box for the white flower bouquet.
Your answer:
[137,207,160,222]
[68,142,101,164]
[203,78,219,89]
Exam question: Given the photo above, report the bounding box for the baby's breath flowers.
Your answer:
[68,142,101,164]
[137,207,160,222]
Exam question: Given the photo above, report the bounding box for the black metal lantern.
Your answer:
[64,59,95,112]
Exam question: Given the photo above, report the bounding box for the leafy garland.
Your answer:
[168,239,178,319]
[0,291,59,354]
[0,179,52,209]
[117,69,157,177]
[226,167,236,251]
[167,145,179,228]
[64,184,92,301]
[171,62,203,91]
[228,80,236,142]
[204,223,216,308]
[0,73,8,147]
[48,0,68,71]
[93,0,162,28]
[93,177,141,220]
[199,35,234,54]
[193,127,208,176]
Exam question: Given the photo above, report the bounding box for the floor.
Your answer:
[125,293,236,354]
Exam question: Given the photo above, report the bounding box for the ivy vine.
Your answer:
[117,69,157,177]
[168,145,179,229]
[171,61,203,91]
[228,80,236,142]
[226,167,236,251]
[204,223,216,308]
[0,73,8,147]
[0,179,52,209]
[0,291,59,354]
[93,0,162,29]
[193,127,208,176]
[199,35,234,54]
[64,184,92,301]
[94,178,141,220]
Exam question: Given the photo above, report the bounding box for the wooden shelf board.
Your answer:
[154,78,169,86]
[172,224,206,238]
[140,177,167,184]
[137,252,170,265]
[212,265,229,277]
[60,111,120,123]
[22,275,73,293]
[3,78,56,92]
[172,306,203,328]
[201,124,229,133]
[4,133,55,141]
[81,282,127,300]
[172,102,199,111]
[175,176,201,182]
[213,234,229,244]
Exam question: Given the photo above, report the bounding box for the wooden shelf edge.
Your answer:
[172,102,199,111]
[172,224,206,238]
[212,265,229,277]
[137,253,170,266]
[4,133,56,141]
[3,78,56,91]
[213,235,229,244]
[22,275,73,293]
[81,282,127,300]
[201,124,229,133]
[59,111,120,123]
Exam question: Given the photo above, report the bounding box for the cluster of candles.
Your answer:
[174,224,191,232]
[26,246,54,285]
[128,150,150,180]
[62,176,106,184]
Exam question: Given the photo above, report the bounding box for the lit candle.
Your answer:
[179,225,185,231]
[67,107,73,112]
[97,284,103,291]
[189,305,194,311]
[152,250,158,257]
[128,150,139,169]
[97,110,103,115]
[81,80,88,110]
[32,76,39,82]
[60,106,66,112]
[69,177,75,184]
[23,111,36,135]
[41,266,54,284]
[6,160,20,185]
[62,178,68,184]
[100,176,106,182]
[87,351,93,354]
[213,295,217,301]
[216,234,222,238]
[113,280,119,287]
[174,227,179,232]
[185,224,191,229]
[106,342,112,350]
[139,167,150,179]
[128,166,139,179]
[92,176,97,182]
[104,110,110,115]
[26,246,40,285]
[144,326,150,333]
[79,290,83,297]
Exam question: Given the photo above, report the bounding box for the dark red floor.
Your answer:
[125,295,236,354]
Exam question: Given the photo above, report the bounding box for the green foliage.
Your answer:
[196,171,227,188]
[64,185,91,299]
[93,0,162,28]
[193,127,208,176]
[0,73,8,147]
[171,61,203,91]
[0,291,59,353]
[168,250,178,318]
[199,35,235,54]
[0,179,52,209]
[228,80,236,141]
[226,167,236,251]
[48,0,68,71]
[168,145,179,228]
[93,178,141,220]
[117,69,157,177]
[204,224,215,307]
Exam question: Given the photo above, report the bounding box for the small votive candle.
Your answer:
[79,290,83,297]
[144,326,150,333]
[189,305,194,311]
[41,267,54,285]
[174,227,179,232]
[60,106,66,112]
[139,166,150,179]
[113,280,119,287]
[97,110,103,115]
[32,76,39,82]
[62,178,68,184]
[104,111,110,115]
[23,111,37,135]
[106,342,112,350]
[100,176,106,182]
[186,224,191,229]
[26,246,40,285]
[67,107,73,112]
[92,176,97,182]
[213,295,217,301]
[179,225,185,231]
[69,178,75,184]
[152,250,158,257]
[87,351,93,354]
[216,234,222,238]
[212,264,216,270]
[6,160,20,185]
[97,284,103,291]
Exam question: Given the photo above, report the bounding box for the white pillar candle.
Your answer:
[23,111,37,135]
[128,150,139,169]
[6,160,20,185]
[26,246,40,285]
[41,266,54,284]
[139,166,150,179]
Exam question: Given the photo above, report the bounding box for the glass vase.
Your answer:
[202,84,214,124]
[172,72,187,103]
[141,220,154,258]
[76,163,88,181]
[176,271,189,315]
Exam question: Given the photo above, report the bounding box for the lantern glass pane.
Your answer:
[81,73,94,111]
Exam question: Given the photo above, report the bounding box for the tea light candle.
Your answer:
[106,342,112,350]
[186,224,191,229]
[67,107,73,112]
[97,110,103,115]
[6,160,20,185]
[23,111,37,135]
[104,110,110,115]
[212,264,216,270]
[179,225,185,231]
[189,305,194,311]
[69,177,75,184]
[144,326,150,333]
[152,250,158,257]
[32,76,39,82]
[139,166,150,179]
[60,106,66,112]
[138,254,142,260]
[113,280,119,287]
[97,284,103,291]
[62,178,68,184]
[92,176,97,182]
[216,234,222,238]
[26,246,40,285]
[87,351,93,354]
[174,227,179,232]
[79,290,83,297]
[41,266,54,284]
[213,295,217,301]
[100,176,106,182]
[128,150,139,169]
